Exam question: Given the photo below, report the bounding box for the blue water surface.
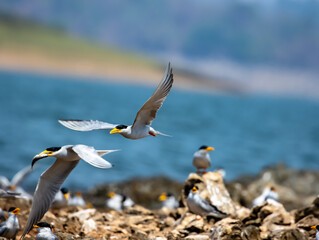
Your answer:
[1,70,319,191]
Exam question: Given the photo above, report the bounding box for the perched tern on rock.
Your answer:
[193,146,215,174]
[186,186,227,218]
[0,207,20,239]
[105,192,134,211]
[252,185,279,207]
[58,63,173,140]
[69,192,86,207]
[33,222,57,240]
[51,187,69,209]
[21,145,118,238]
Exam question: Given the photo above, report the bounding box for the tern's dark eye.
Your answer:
[46,147,61,152]
[116,125,128,130]
[199,145,208,150]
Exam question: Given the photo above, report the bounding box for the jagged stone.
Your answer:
[268,228,308,240]
[210,218,243,240]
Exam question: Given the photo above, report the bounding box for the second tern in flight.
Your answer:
[58,63,173,140]
[21,145,118,238]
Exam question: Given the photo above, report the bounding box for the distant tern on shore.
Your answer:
[158,192,179,209]
[186,186,226,218]
[193,146,215,174]
[21,144,118,238]
[105,192,134,211]
[252,185,278,207]
[58,63,173,140]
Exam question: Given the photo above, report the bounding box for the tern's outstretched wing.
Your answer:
[132,63,173,128]
[72,145,115,169]
[58,119,117,131]
[11,166,33,187]
[21,160,79,238]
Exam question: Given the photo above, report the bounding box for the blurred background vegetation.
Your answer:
[0,0,318,96]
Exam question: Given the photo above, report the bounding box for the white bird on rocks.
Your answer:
[0,207,20,239]
[158,192,179,209]
[105,192,134,211]
[193,146,215,174]
[51,187,69,209]
[186,186,227,218]
[21,144,118,238]
[33,222,58,240]
[69,192,86,207]
[58,63,173,140]
[252,185,279,207]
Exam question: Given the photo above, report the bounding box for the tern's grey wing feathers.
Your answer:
[10,166,33,187]
[21,160,79,238]
[132,63,173,128]
[72,145,113,169]
[198,197,227,218]
[58,119,117,131]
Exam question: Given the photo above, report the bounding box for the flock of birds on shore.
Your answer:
[0,63,317,239]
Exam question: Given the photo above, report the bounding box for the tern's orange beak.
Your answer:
[311,225,317,230]
[110,128,122,134]
[64,193,69,200]
[12,208,20,215]
[206,147,214,151]
[192,187,198,193]
[108,192,116,198]
[158,193,167,201]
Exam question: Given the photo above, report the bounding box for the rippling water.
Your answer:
[1,70,319,191]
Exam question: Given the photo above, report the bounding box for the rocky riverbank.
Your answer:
[1,164,319,239]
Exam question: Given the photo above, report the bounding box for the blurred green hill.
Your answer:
[0,13,165,84]
[0,0,318,70]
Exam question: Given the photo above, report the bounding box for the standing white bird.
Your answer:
[252,185,279,207]
[51,187,69,209]
[0,207,20,239]
[311,225,319,240]
[21,145,118,238]
[69,192,86,207]
[158,192,179,209]
[193,146,215,174]
[105,192,134,211]
[58,63,173,140]
[33,222,58,240]
[186,186,227,218]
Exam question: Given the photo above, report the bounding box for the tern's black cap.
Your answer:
[46,147,61,152]
[61,187,69,194]
[8,207,17,212]
[115,125,128,129]
[199,145,208,150]
[36,222,52,229]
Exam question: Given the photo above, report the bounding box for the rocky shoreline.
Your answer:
[1,164,319,239]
